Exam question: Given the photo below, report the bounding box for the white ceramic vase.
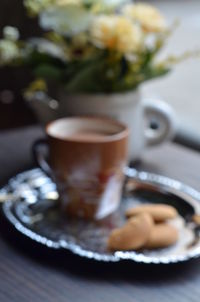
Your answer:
[28,89,176,160]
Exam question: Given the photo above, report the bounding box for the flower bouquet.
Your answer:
[0,0,172,94]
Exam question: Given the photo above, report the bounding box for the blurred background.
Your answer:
[0,0,200,132]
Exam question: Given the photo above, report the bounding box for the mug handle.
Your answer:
[32,138,52,176]
[143,98,177,146]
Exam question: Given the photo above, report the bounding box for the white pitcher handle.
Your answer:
[143,98,177,146]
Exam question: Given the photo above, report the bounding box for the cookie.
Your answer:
[126,204,178,222]
[192,214,200,225]
[108,213,153,251]
[144,223,178,249]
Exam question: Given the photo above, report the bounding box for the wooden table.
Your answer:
[1,126,200,302]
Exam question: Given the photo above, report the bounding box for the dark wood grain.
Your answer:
[1,126,200,302]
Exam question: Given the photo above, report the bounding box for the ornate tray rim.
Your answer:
[2,167,200,264]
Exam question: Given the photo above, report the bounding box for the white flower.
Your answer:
[0,40,20,64]
[86,0,131,7]
[90,15,142,54]
[3,26,19,41]
[29,38,66,60]
[40,4,93,35]
[102,0,130,7]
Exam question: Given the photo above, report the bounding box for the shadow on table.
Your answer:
[0,208,199,286]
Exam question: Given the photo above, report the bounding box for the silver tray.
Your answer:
[1,167,200,264]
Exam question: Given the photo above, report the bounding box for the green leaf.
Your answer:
[33,63,62,80]
[64,63,103,92]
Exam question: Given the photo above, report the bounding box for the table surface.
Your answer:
[1,126,200,302]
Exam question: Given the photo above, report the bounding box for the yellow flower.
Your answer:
[24,0,80,16]
[90,15,142,54]
[27,78,47,93]
[123,3,166,33]
[72,33,88,46]
[24,0,54,15]
[56,0,81,6]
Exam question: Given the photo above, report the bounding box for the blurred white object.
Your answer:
[27,89,176,161]
[142,0,200,134]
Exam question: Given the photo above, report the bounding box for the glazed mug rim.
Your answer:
[46,116,129,144]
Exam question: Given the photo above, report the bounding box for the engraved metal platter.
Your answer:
[2,167,200,264]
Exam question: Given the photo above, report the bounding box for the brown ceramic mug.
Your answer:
[33,116,129,220]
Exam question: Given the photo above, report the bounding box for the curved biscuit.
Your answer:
[126,204,178,222]
[108,213,153,251]
[144,223,178,249]
[192,214,200,226]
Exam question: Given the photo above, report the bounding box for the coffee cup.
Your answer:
[33,116,129,220]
